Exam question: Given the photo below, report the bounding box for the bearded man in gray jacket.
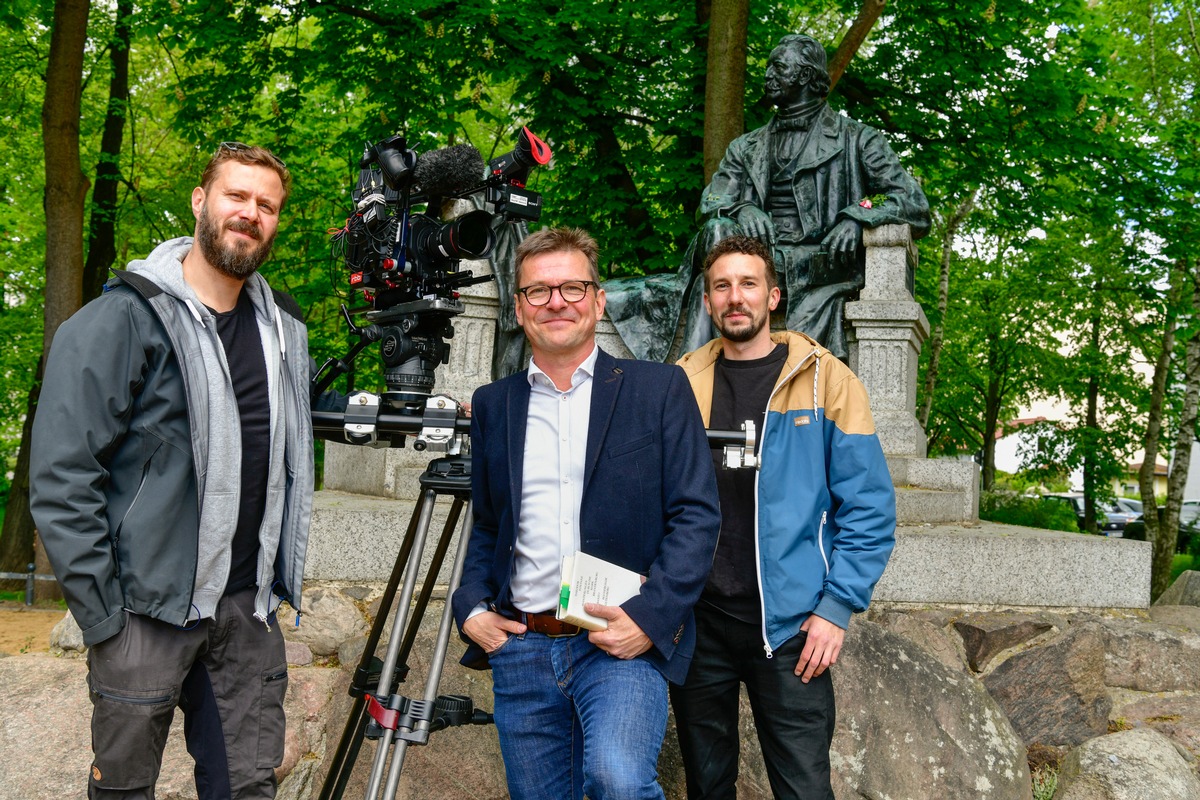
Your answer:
[31,142,334,800]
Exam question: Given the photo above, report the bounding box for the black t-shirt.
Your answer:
[703,343,788,624]
[211,290,271,595]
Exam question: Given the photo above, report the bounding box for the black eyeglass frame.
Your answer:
[217,141,287,170]
[516,280,599,306]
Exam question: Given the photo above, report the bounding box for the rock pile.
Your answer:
[1,571,1196,799]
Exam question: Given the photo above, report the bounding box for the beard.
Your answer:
[195,204,275,280]
[714,304,769,343]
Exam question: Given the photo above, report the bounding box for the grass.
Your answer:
[1032,768,1058,800]
[1171,554,1195,583]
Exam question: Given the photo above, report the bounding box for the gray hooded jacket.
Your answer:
[31,237,317,646]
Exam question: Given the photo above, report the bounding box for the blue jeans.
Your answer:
[488,632,668,800]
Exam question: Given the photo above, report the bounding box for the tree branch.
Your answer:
[828,0,885,92]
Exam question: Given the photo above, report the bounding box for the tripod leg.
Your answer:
[380,500,474,799]
[363,487,440,799]
[396,498,464,667]
[318,491,431,800]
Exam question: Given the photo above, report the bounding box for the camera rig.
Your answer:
[311,126,552,422]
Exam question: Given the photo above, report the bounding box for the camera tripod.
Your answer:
[313,406,491,800]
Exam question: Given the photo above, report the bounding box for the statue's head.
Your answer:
[766,34,832,104]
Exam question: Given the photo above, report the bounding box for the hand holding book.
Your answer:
[583,602,653,658]
[557,552,644,631]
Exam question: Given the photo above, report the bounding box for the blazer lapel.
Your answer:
[584,349,622,494]
[506,375,531,521]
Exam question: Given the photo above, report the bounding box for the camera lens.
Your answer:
[411,210,496,262]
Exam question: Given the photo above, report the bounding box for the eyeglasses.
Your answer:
[218,141,287,170]
[517,280,598,306]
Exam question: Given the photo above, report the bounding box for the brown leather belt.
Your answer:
[520,610,582,638]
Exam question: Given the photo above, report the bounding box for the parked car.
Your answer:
[1125,500,1200,553]
[1041,493,1137,536]
[1116,498,1143,516]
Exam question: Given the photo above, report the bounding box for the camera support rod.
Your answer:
[312,407,759,453]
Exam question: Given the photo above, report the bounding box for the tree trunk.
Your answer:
[0,0,91,588]
[1138,258,1185,557]
[701,0,748,183]
[981,351,1002,492]
[42,0,90,350]
[1081,312,1101,534]
[919,188,978,430]
[0,362,42,592]
[1153,260,1200,600]
[828,0,887,92]
[83,0,131,301]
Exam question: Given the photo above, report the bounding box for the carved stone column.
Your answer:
[845,224,929,458]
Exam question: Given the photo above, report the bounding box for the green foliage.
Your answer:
[2,0,1197,537]
[993,469,1068,496]
[979,490,1080,532]
[1032,767,1058,800]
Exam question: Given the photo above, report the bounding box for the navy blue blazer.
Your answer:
[452,349,721,684]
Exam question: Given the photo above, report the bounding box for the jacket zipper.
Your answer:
[754,346,819,659]
[818,510,830,574]
[113,457,154,556]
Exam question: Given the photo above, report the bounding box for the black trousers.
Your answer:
[670,606,836,799]
[85,589,287,799]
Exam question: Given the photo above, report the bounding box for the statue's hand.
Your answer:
[821,219,862,269]
[735,205,775,248]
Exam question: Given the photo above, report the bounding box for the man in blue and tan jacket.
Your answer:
[672,234,896,799]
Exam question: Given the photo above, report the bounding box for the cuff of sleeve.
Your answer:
[812,594,853,630]
[466,602,489,621]
[81,608,127,647]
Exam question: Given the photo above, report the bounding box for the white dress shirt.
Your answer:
[507,346,598,612]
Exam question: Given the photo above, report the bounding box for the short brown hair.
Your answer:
[200,142,292,205]
[514,227,601,286]
[703,235,778,290]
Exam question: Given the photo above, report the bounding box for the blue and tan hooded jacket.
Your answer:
[677,330,896,655]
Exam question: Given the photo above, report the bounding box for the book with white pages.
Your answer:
[556,551,644,631]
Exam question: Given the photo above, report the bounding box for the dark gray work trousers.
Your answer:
[84,588,288,799]
[670,606,836,799]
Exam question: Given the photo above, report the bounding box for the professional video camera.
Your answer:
[312,126,551,418]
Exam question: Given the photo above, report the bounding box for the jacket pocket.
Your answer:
[607,432,654,458]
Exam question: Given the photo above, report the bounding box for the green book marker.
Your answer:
[559,583,570,611]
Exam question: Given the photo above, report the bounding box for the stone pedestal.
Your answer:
[845,224,929,459]
[845,224,979,524]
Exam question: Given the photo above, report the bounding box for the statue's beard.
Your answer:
[195,205,275,280]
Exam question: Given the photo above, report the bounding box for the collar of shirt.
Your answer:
[771,98,825,132]
[526,344,600,393]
